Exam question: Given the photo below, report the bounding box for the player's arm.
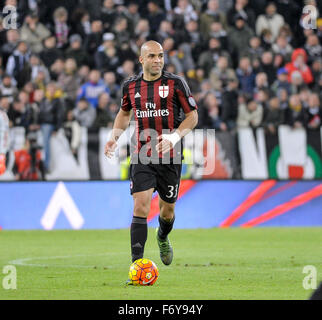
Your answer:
[104,108,132,158]
[156,110,198,154]
[156,76,198,154]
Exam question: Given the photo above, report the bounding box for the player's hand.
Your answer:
[156,132,181,155]
[104,140,117,158]
[0,154,6,175]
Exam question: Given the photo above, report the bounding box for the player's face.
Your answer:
[140,47,164,77]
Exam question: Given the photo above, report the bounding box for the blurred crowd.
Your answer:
[0,0,322,178]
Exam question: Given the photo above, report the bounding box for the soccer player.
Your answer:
[104,41,198,273]
[0,98,10,176]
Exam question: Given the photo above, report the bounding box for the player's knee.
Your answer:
[160,205,175,221]
[133,200,150,218]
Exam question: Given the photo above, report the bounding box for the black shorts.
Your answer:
[129,162,182,203]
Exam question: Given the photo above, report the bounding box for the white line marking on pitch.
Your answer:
[8,252,128,269]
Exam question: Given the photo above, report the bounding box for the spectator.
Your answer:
[73,98,96,128]
[263,96,284,134]
[77,65,90,86]
[255,2,285,41]
[237,99,263,128]
[1,29,20,67]
[221,78,239,130]
[123,2,141,36]
[118,41,139,66]
[13,131,45,181]
[112,17,131,47]
[146,1,165,35]
[306,93,322,130]
[29,53,50,85]
[285,48,313,85]
[19,12,51,54]
[236,56,256,95]
[299,87,310,109]
[92,92,114,130]
[37,84,65,172]
[172,0,198,30]
[228,14,254,66]
[200,0,227,37]
[156,20,176,44]
[199,92,225,130]
[273,53,285,71]
[284,94,307,128]
[311,59,322,89]
[7,96,35,130]
[277,88,290,110]
[57,58,80,103]
[65,34,90,67]
[39,35,63,69]
[134,19,151,40]
[304,34,322,66]
[227,0,256,29]
[0,74,18,103]
[6,41,31,88]
[94,33,120,72]
[290,71,305,94]
[272,36,293,62]
[260,28,274,50]
[254,88,270,110]
[70,8,92,39]
[85,20,103,55]
[243,36,264,67]
[53,7,69,50]
[116,60,136,83]
[183,20,204,61]
[206,21,228,51]
[209,55,237,91]
[162,37,182,73]
[18,90,39,133]
[271,68,291,95]
[258,51,276,86]
[63,110,82,161]
[175,43,196,74]
[198,37,231,78]
[77,70,110,108]
[103,71,120,101]
[49,58,65,82]
[100,0,119,33]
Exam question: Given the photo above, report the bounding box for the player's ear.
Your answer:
[139,55,144,65]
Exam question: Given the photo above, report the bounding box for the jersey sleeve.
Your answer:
[120,81,132,112]
[176,77,198,114]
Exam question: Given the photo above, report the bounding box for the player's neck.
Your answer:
[143,71,162,82]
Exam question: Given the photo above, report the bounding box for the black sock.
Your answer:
[158,215,175,240]
[130,216,147,263]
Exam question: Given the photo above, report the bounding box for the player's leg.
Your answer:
[158,197,175,241]
[155,163,182,265]
[156,198,175,265]
[130,188,154,263]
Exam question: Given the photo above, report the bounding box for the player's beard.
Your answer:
[149,65,162,77]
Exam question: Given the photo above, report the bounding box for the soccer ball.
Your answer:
[128,258,159,286]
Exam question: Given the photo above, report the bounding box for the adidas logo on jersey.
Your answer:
[135,92,141,98]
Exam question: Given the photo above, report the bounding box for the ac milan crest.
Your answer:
[158,85,169,98]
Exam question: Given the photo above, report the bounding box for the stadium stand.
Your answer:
[0,0,321,180]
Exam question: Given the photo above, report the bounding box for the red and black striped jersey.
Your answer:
[120,70,198,160]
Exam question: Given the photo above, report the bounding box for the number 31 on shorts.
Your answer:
[166,184,179,199]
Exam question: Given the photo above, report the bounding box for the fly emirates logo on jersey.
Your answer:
[136,102,170,118]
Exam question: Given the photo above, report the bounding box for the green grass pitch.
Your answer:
[0,228,321,300]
